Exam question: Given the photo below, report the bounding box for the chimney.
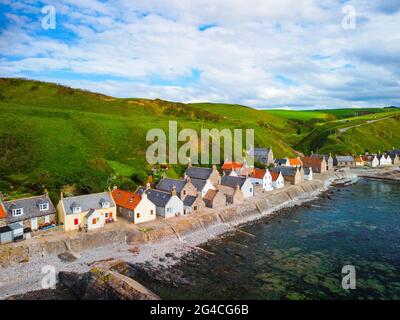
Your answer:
[171,185,177,196]
[146,182,151,190]
[188,157,192,167]
[60,191,64,200]
[44,188,49,197]
[185,176,191,183]
[141,191,148,200]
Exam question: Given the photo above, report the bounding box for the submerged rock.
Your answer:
[58,267,160,300]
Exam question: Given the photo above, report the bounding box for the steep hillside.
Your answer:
[0,78,296,200]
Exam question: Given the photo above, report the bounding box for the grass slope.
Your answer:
[0,78,296,200]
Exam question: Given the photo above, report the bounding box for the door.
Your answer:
[31,218,38,230]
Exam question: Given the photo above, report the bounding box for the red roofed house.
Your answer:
[222,161,253,177]
[248,169,273,191]
[288,157,303,168]
[271,171,285,189]
[0,194,7,228]
[112,187,156,224]
[301,156,327,173]
[355,157,364,166]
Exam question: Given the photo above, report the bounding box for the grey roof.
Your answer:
[275,158,288,165]
[4,194,56,224]
[335,156,355,162]
[61,192,114,215]
[190,178,207,192]
[271,166,297,176]
[254,147,271,156]
[183,195,197,207]
[137,187,172,207]
[185,166,212,180]
[388,150,400,156]
[221,175,246,189]
[156,178,186,194]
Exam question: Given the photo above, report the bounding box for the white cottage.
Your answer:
[248,169,273,191]
[377,154,392,166]
[362,155,379,167]
[304,167,313,181]
[220,175,254,198]
[271,171,285,189]
[137,187,183,219]
[190,178,216,198]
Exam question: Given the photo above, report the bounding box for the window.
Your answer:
[101,201,110,209]
[183,190,186,195]
[39,203,49,211]
[74,218,79,225]
[194,206,198,211]
[150,210,154,215]
[12,208,23,217]
[105,212,109,218]
[72,207,81,214]
[92,218,97,225]
[136,213,140,219]
[167,207,172,213]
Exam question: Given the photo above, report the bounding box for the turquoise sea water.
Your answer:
[140,179,400,299]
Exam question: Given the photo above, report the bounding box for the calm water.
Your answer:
[139,179,400,300]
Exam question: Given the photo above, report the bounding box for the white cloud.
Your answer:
[1,0,400,109]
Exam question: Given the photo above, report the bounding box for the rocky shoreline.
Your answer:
[0,170,364,299]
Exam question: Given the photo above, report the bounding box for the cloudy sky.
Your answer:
[0,0,399,109]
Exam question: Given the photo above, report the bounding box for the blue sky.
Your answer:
[0,0,399,109]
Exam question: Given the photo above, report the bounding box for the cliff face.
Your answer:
[0,171,355,268]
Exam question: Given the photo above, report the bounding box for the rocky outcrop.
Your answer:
[58,267,160,300]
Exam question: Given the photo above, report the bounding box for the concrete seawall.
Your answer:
[0,171,356,267]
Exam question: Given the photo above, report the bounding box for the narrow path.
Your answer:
[337,115,394,135]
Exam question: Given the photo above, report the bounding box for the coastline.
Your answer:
[0,169,379,299]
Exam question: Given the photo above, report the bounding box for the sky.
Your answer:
[0,0,399,110]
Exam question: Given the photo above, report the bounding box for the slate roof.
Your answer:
[183,195,197,207]
[4,194,56,224]
[388,150,400,156]
[190,178,207,192]
[156,178,186,193]
[221,175,246,188]
[271,166,297,176]
[185,167,212,180]
[61,192,114,215]
[275,158,288,166]
[253,148,271,156]
[137,187,172,207]
[335,156,355,162]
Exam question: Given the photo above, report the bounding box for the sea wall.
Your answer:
[0,171,356,267]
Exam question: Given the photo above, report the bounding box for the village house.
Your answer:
[301,156,327,173]
[333,156,355,168]
[0,200,13,245]
[184,165,221,186]
[377,154,392,166]
[2,192,57,237]
[221,161,253,177]
[274,157,303,168]
[182,193,205,215]
[220,175,254,198]
[304,167,313,181]
[272,166,303,185]
[271,171,285,189]
[355,157,364,166]
[136,187,183,219]
[361,154,379,167]
[0,198,6,228]
[311,154,334,171]
[156,177,197,200]
[389,153,400,166]
[58,192,116,232]
[218,185,244,204]
[253,147,274,165]
[112,188,156,224]
[190,178,216,197]
[203,189,226,208]
[248,168,273,191]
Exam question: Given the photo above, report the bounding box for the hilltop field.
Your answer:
[0,78,399,201]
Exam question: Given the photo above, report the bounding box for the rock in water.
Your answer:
[58,268,160,300]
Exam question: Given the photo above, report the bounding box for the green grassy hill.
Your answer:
[0,78,295,200]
